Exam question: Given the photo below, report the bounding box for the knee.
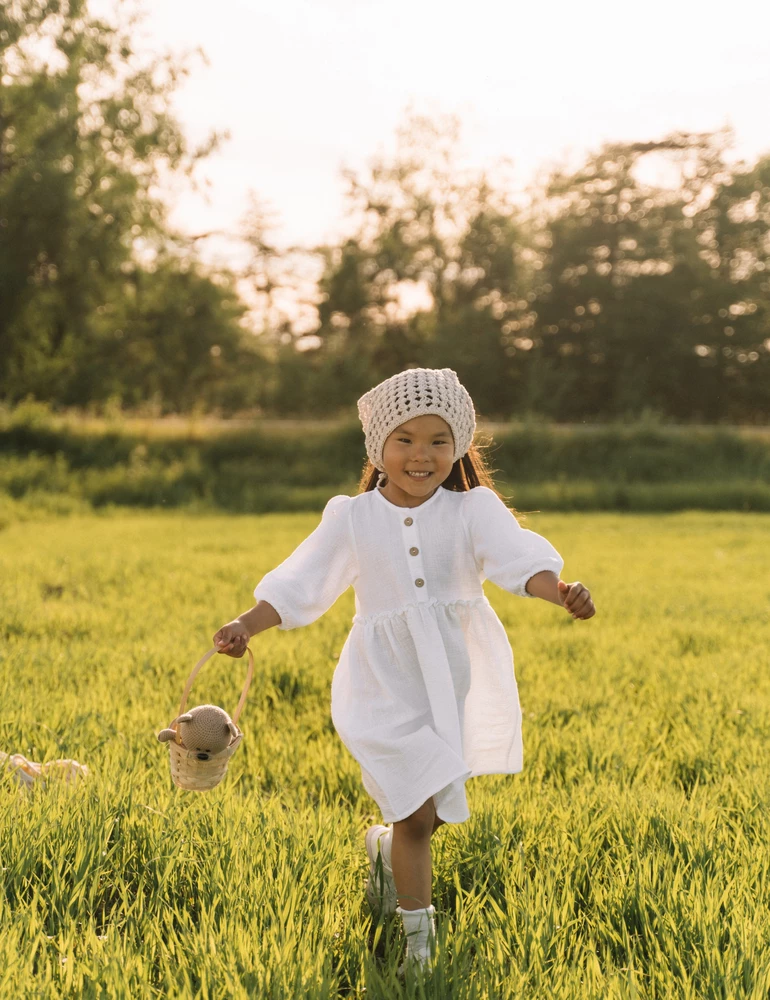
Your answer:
[395,799,435,839]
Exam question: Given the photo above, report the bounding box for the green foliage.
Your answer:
[0,510,768,996]
[0,406,769,521]
[2,7,770,421]
[0,0,259,412]
[531,132,770,421]
[307,117,770,423]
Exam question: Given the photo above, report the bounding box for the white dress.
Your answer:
[253,485,564,824]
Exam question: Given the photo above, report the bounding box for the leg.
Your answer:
[390,798,436,911]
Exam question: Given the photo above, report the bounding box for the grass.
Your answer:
[2,400,770,516]
[0,508,768,997]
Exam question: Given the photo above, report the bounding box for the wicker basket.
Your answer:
[163,645,254,792]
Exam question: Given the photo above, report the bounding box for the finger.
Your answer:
[572,593,592,615]
[564,583,584,609]
[572,590,591,614]
[574,601,595,619]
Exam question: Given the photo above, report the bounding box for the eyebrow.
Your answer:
[398,428,452,437]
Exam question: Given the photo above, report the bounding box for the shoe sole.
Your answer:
[365,825,397,916]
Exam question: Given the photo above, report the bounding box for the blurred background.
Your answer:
[1,0,769,514]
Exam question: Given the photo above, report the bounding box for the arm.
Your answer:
[237,600,282,635]
[524,570,562,605]
[216,495,354,655]
[213,599,281,655]
[252,494,356,630]
[462,487,564,599]
[526,571,596,619]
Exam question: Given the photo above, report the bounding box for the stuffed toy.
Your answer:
[157,704,238,760]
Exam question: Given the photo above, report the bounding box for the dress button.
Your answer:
[415,578,424,587]
[404,517,413,526]
[409,546,419,556]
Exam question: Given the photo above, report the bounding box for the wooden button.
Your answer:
[409,547,419,556]
[415,578,424,587]
[404,517,413,526]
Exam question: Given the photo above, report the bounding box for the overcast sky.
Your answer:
[110,0,770,271]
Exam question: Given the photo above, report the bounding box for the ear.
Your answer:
[177,714,193,724]
[228,722,238,738]
[157,728,177,742]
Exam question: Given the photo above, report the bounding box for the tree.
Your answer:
[311,111,534,418]
[529,129,770,421]
[0,0,250,410]
[256,109,770,421]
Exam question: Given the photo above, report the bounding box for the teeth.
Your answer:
[407,472,431,478]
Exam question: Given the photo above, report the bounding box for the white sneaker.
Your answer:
[365,824,397,916]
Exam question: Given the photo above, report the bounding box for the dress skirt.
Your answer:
[330,595,524,824]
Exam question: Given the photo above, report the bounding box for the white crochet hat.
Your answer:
[357,367,476,472]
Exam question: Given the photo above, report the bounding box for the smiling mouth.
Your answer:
[406,471,432,478]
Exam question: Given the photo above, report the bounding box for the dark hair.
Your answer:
[356,428,529,523]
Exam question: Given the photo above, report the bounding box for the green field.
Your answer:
[2,402,770,518]
[0,509,769,998]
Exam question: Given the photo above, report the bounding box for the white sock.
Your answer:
[396,904,436,963]
[379,826,393,870]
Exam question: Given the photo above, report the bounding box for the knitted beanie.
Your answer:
[357,367,476,472]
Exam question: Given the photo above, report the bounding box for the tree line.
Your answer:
[2,0,768,421]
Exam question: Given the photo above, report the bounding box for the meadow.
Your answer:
[2,401,769,520]
[0,507,769,998]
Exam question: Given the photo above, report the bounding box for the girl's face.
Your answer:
[379,414,455,505]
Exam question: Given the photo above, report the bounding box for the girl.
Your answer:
[213,367,595,976]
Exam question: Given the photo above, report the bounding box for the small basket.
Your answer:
[163,645,254,792]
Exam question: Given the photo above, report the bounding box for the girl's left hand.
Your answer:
[557,580,595,620]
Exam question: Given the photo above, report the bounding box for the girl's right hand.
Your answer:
[213,620,251,657]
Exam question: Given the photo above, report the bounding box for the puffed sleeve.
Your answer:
[253,495,356,629]
[462,486,564,598]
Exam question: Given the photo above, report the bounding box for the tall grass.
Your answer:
[0,509,768,997]
[1,400,769,520]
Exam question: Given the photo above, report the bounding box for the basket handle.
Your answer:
[176,645,254,730]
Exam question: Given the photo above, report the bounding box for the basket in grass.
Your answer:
[157,645,254,791]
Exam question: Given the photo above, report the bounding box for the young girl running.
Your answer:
[213,367,596,975]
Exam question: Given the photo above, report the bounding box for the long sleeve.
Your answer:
[253,495,356,629]
[461,486,564,598]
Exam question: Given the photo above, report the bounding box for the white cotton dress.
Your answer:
[253,485,564,825]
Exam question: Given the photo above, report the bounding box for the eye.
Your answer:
[398,438,447,444]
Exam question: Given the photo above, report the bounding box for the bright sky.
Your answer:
[114,0,769,273]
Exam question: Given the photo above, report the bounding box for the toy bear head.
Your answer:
[157,704,238,759]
